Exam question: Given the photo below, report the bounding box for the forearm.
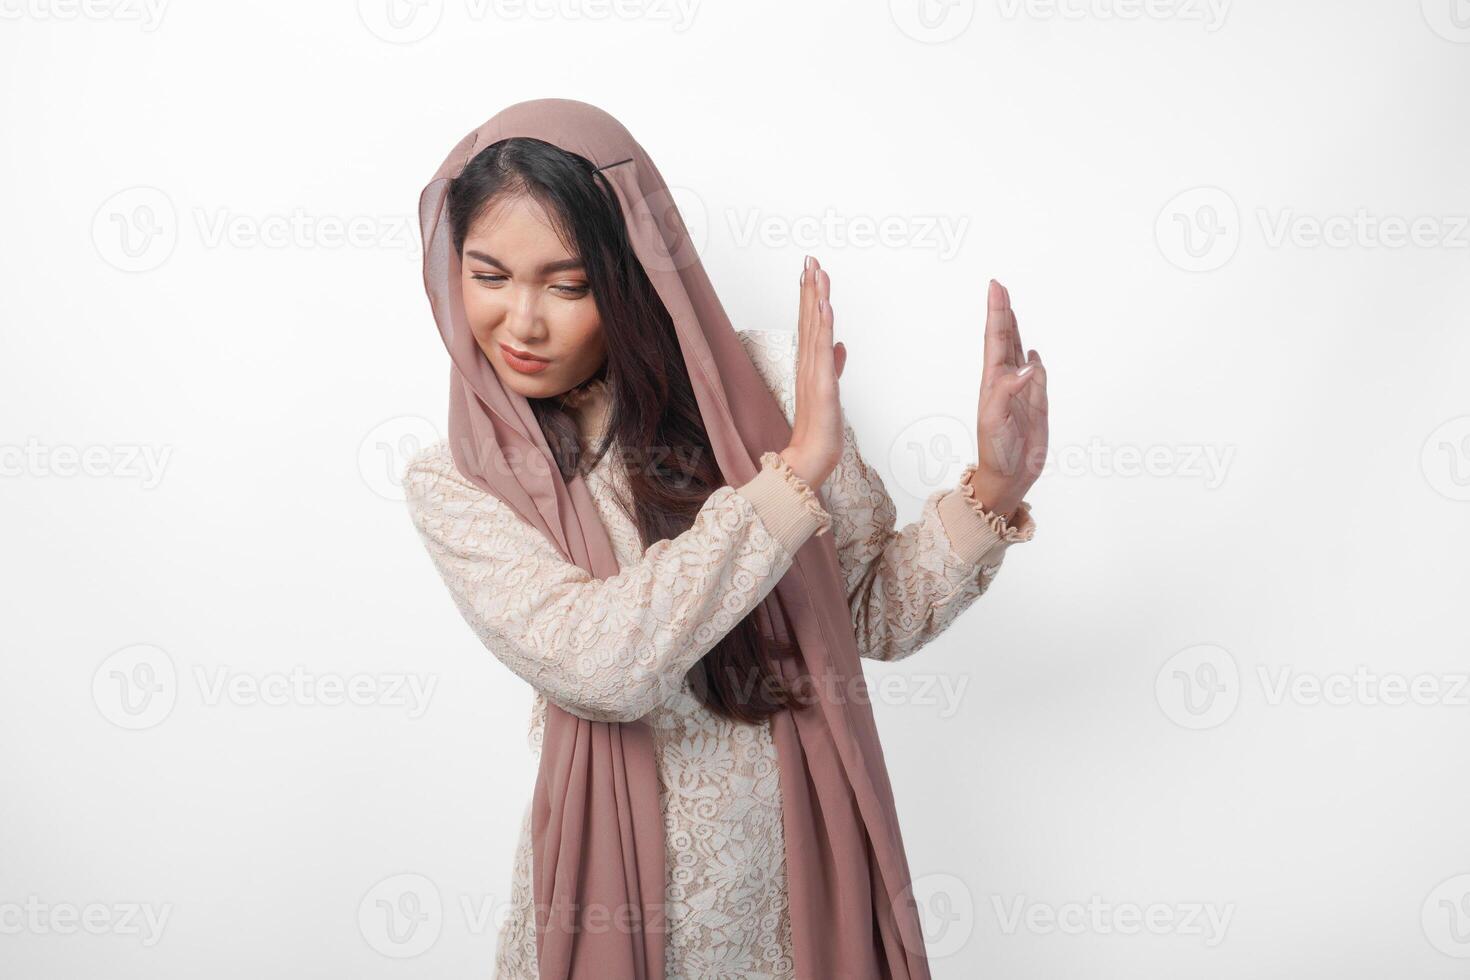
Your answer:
[406,447,828,723]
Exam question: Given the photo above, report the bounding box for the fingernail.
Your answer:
[1017,364,1034,378]
[804,255,814,271]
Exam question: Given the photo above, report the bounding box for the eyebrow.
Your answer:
[464,250,585,275]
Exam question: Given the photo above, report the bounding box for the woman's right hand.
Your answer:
[780,255,847,489]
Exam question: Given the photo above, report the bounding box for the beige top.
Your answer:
[402,328,1036,979]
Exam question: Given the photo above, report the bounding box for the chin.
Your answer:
[493,363,565,399]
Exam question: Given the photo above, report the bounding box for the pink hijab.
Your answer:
[418,98,933,980]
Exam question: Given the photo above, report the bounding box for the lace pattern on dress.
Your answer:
[403,327,1035,978]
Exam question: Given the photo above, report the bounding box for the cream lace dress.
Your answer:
[403,328,1037,980]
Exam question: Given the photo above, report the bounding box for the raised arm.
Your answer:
[403,444,830,723]
[825,412,1035,663]
[736,326,1037,664]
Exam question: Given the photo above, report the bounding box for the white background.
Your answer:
[3,1,1469,977]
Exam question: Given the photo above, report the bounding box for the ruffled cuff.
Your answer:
[733,451,833,556]
[935,463,1036,566]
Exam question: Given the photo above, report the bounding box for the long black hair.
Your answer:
[447,136,803,724]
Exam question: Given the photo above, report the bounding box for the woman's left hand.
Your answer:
[968,279,1047,523]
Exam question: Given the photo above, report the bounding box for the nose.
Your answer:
[502,284,548,343]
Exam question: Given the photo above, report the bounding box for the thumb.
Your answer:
[999,363,1036,395]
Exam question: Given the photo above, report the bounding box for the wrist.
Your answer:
[964,469,1021,524]
[779,447,827,489]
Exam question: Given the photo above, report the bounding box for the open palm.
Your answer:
[971,280,1047,520]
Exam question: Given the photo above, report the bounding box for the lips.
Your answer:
[500,343,552,374]
[500,343,549,362]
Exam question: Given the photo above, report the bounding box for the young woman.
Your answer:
[403,99,1046,980]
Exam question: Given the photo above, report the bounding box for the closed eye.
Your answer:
[470,273,587,298]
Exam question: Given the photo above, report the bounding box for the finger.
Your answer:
[1022,352,1048,480]
[999,362,1035,393]
[999,370,1034,432]
[816,283,835,388]
[983,279,1012,384]
[1008,301,1025,370]
[798,255,816,353]
[997,283,1024,368]
[814,265,832,370]
[1023,350,1047,417]
[814,288,842,447]
[996,357,1040,443]
[801,257,826,374]
[797,256,822,406]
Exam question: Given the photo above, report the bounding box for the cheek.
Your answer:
[461,285,510,352]
[461,280,498,323]
[557,306,605,362]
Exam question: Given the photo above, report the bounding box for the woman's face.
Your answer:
[459,192,606,399]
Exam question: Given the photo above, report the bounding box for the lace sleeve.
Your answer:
[824,412,1037,663]
[732,325,1039,665]
[402,445,828,723]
